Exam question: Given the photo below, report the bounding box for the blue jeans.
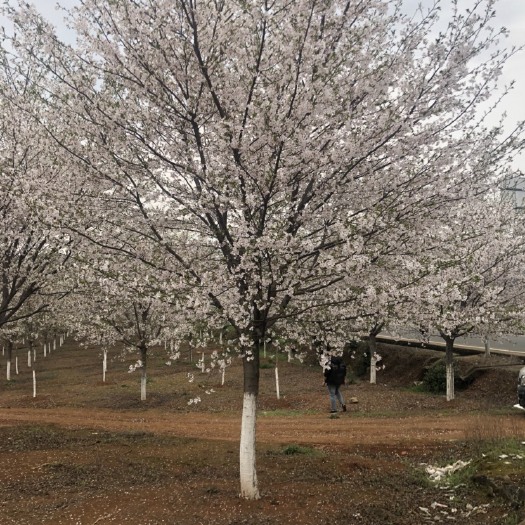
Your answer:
[327,383,344,412]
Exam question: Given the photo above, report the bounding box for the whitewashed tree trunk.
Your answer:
[33,348,36,362]
[446,362,454,401]
[239,391,259,499]
[445,338,455,401]
[275,366,280,400]
[15,356,18,375]
[103,349,107,382]
[200,352,205,372]
[139,344,148,401]
[369,333,378,384]
[239,349,260,499]
[370,354,377,384]
[33,370,36,398]
[28,350,32,368]
[140,369,147,401]
[219,331,223,345]
[44,344,47,357]
[484,336,491,358]
[53,338,57,351]
[6,341,13,381]
[287,348,292,362]
[221,366,225,386]
[263,340,266,358]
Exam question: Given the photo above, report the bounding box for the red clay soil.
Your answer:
[0,405,520,447]
[0,341,524,525]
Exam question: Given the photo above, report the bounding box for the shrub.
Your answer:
[422,359,459,393]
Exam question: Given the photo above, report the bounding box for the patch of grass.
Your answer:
[280,443,318,456]
[407,382,429,394]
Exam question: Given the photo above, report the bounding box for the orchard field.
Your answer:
[1,340,525,524]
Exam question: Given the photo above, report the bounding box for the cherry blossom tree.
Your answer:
[62,237,190,401]
[0,54,73,380]
[414,196,525,400]
[4,0,524,499]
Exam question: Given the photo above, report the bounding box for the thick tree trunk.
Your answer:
[239,347,260,500]
[445,338,455,401]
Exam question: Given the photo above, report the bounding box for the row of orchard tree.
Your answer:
[0,0,525,500]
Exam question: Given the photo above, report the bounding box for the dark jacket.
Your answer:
[324,356,346,386]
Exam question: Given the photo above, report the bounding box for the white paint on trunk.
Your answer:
[6,360,11,381]
[370,354,377,384]
[239,392,260,499]
[484,336,491,358]
[221,367,225,386]
[15,356,18,375]
[33,370,36,398]
[446,361,455,401]
[103,349,107,382]
[201,352,205,372]
[141,369,147,401]
[287,348,292,362]
[28,350,32,368]
[53,339,57,351]
[275,366,280,400]
[263,340,266,358]
[33,348,36,362]
[44,344,47,357]
[219,332,223,345]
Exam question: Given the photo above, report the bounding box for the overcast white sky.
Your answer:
[10,0,525,170]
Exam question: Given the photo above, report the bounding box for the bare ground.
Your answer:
[0,340,524,525]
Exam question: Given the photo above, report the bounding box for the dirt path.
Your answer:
[1,407,522,447]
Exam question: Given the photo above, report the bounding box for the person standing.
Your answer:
[324,356,347,413]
